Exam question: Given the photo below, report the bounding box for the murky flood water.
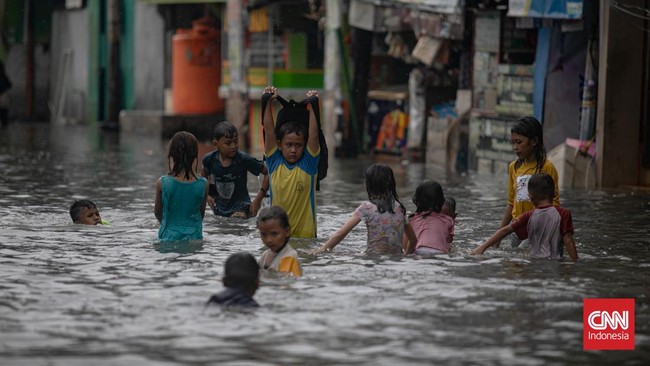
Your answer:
[1,123,648,365]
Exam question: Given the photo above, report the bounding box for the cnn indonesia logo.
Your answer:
[583,298,635,350]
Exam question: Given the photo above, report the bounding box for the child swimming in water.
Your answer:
[70,199,107,225]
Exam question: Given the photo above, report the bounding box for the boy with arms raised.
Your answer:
[471,173,578,261]
[261,86,320,238]
[202,121,269,218]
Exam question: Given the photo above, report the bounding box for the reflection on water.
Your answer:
[154,240,205,254]
[0,123,649,365]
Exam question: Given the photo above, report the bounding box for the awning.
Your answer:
[140,0,226,4]
[507,0,583,19]
[354,0,463,15]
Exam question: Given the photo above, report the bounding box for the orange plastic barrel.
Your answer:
[172,18,223,114]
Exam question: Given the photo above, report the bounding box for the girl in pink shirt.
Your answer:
[406,180,455,255]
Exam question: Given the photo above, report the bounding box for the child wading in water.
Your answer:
[471,173,578,261]
[154,131,208,241]
[314,163,417,255]
[257,206,302,277]
[499,116,559,248]
[202,121,268,219]
[405,180,455,255]
[261,86,320,238]
[207,252,260,307]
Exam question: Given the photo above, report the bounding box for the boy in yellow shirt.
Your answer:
[257,206,302,277]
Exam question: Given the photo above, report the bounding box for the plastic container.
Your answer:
[172,18,223,114]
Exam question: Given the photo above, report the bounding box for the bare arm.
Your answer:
[200,179,209,219]
[260,165,269,190]
[315,215,361,254]
[262,86,278,155]
[499,204,513,228]
[201,165,215,211]
[494,204,513,248]
[403,223,418,254]
[250,168,269,217]
[154,178,163,222]
[305,90,320,154]
[563,233,578,261]
[470,225,515,255]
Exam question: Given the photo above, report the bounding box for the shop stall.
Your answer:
[349,0,465,160]
[220,1,324,155]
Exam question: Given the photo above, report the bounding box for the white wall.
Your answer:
[5,43,51,121]
[50,9,88,124]
[133,2,165,110]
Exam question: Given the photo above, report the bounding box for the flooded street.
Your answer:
[1,123,649,365]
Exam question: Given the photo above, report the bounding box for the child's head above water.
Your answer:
[412,180,445,214]
[213,121,239,158]
[527,173,555,205]
[277,121,308,164]
[70,199,102,225]
[441,196,457,219]
[511,116,547,171]
[167,131,199,180]
[222,252,260,296]
[256,205,291,252]
[365,163,404,214]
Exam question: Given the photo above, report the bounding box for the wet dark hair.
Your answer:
[256,205,290,230]
[223,252,260,295]
[213,121,238,140]
[365,163,405,214]
[70,199,97,222]
[527,173,555,202]
[167,131,199,180]
[411,180,445,217]
[277,121,307,142]
[511,116,547,172]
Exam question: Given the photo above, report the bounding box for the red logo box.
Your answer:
[583,298,635,350]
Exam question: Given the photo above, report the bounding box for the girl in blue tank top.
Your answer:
[154,131,208,241]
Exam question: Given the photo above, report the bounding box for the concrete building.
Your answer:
[1,0,649,188]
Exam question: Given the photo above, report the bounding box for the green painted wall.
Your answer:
[5,0,24,45]
[88,0,134,124]
[121,0,135,110]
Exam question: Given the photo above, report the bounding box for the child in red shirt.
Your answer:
[471,173,578,261]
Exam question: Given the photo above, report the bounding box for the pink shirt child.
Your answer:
[409,211,455,254]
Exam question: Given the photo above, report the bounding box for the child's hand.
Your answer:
[307,246,327,255]
[250,196,262,217]
[263,86,277,99]
[469,246,484,255]
[305,90,319,98]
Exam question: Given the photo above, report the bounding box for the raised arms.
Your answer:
[305,90,320,154]
[262,86,278,155]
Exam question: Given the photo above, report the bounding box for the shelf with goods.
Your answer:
[470,12,537,173]
[238,3,325,155]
